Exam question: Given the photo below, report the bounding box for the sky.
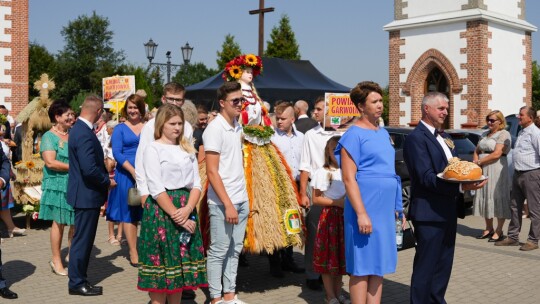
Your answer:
[29,0,540,89]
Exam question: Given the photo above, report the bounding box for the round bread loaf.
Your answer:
[442,157,482,180]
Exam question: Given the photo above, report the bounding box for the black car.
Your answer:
[386,127,476,217]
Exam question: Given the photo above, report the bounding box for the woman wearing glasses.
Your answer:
[473,110,512,242]
[220,54,304,255]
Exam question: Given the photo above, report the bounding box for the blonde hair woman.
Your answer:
[473,110,512,242]
[137,104,206,304]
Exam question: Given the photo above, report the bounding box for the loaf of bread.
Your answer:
[442,157,482,180]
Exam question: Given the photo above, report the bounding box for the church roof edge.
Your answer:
[383,8,537,32]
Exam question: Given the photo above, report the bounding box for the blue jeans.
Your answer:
[207,202,249,299]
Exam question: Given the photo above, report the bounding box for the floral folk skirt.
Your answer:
[313,206,346,275]
[137,188,207,294]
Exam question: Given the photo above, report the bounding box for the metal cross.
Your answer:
[249,0,275,56]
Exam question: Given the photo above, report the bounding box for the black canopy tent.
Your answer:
[186,57,350,110]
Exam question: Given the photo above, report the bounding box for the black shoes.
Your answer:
[488,234,504,242]
[68,284,103,296]
[0,287,18,299]
[476,230,494,239]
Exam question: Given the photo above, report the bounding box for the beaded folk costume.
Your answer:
[222,54,304,254]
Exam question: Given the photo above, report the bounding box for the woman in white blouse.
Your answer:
[137,104,207,304]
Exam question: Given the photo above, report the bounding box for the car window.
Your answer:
[453,138,476,154]
[389,133,405,150]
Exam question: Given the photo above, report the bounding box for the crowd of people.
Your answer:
[0,54,539,304]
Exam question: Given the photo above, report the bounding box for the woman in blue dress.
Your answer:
[107,92,146,266]
[335,81,404,304]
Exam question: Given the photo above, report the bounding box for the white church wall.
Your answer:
[453,88,468,128]
[484,0,521,19]
[488,23,526,116]
[403,0,468,18]
[399,95,412,126]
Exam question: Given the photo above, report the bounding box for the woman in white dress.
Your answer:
[473,110,512,242]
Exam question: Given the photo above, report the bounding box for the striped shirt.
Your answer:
[513,123,540,171]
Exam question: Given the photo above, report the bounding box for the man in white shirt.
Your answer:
[298,97,337,290]
[496,106,540,251]
[268,101,305,277]
[204,82,249,304]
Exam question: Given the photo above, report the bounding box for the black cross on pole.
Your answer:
[249,0,275,57]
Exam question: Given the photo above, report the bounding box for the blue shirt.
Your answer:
[271,127,304,181]
[513,123,540,171]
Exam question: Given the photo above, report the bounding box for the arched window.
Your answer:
[425,67,449,96]
[425,67,450,128]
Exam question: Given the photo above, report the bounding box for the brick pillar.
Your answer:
[0,0,28,118]
[523,32,532,106]
[460,20,491,127]
[388,30,405,126]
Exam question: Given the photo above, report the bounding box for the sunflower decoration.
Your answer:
[228,65,243,80]
[222,54,263,81]
[26,161,35,169]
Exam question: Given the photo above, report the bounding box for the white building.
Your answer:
[384,0,537,128]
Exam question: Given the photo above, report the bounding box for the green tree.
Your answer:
[112,63,162,110]
[172,62,219,87]
[533,60,540,111]
[382,85,389,125]
[216,34,242,71]
[53,11,125,103]
[70,91,97,114]
[28,42,56,99]
[265,14,300,59]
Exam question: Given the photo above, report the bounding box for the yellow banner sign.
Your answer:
[326,94,360,117]
[102,75,135,103]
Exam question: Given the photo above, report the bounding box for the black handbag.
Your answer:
[398,221,417,251]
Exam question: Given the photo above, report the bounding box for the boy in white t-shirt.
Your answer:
[203,82,249,304]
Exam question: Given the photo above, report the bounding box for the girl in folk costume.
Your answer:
[222,54,304,254]
[311,136,350,304]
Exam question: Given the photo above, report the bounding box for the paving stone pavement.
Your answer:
[2,212,540,303]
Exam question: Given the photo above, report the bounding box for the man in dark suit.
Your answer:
[67,95,112,296]
[0,148,17,300]
[403,92,485,304]
[294,99,318,134]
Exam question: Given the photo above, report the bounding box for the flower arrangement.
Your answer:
[222,54,263,81]
[243,125,274,140]
[0,113,6,125]
[15,160,36,169]
[22,203,40,220]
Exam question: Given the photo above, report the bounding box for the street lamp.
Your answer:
[143,38,194,83]
[181,42,193,65]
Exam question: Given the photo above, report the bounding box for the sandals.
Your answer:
[107,235,120,246]
[476,230,494,239]
[117,235,127,245]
